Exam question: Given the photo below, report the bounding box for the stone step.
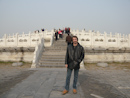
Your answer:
[38,35,67,68]
[38,62,65,66]
[54,43,67,45]
[53,41,67,43]
[43,49,66,51]
[41,54,65,57]
[45,46,67,49]
[39,60,65,64]
[39,59,64,62]
[44,49,66,52]
[54,40,67,43]
[42,52,66,55]
[52,44,67,47]
[53,40,66,43]
[53,42,67,44]
[48,44,67,46]
[38,64,65,68]
[45,47,67,50]
[39,61,64,64]
[41,56,65,59]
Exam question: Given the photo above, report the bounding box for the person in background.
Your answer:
[41,28,44,32]
[55,30,58,41]
[66,33,72,46]
[58,29,62,38]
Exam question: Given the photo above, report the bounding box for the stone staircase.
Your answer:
[38,34,67,67]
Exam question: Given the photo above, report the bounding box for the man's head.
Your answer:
[72,36,78,44]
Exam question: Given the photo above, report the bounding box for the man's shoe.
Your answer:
[62,89,68,95]
[73,89,77,94]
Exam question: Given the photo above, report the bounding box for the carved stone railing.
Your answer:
[0,30,54,48]
[31,37,44,68]
[71,30,130,48]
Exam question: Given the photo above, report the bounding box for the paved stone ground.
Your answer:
[79,70,130,98]
[1,68,130,98]
[1,68,85,98]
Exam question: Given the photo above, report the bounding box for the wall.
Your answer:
[71,30,130,48]
[0,47,35,62]
[84,48,130,63]
[0,30,54,63]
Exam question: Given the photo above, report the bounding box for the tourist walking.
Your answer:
[62,36,85,95]
[66,33,72,45]
[58,29,62,38]
[55,30,58,41]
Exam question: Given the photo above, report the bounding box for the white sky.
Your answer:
[0,0,130,37]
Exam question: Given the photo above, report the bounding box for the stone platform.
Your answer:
[1,68,85,98]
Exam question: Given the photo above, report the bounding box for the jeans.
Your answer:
[65,68,79,91]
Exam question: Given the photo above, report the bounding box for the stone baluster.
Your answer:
[91,31,93,48]
[96,31,100,36]
[29,31,31,47]
[129,34,130,47]
[104,32,107,48]
[110,32,112,37]
[15,33,18,47]
[22,32,25,37]
[81,29,84,33]
[4,34,7,47]
[117,33,120,48]
[88,30,92,33]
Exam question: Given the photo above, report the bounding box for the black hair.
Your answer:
[72,36,78,41]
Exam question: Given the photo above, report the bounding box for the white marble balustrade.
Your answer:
[0,30,54,47]
[71,30,130,48]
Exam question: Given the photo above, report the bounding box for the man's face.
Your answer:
[72,37,78,44]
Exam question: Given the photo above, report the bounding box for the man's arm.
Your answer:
[65,47,69,68]
[77,47,85,63]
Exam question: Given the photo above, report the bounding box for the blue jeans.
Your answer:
[65,68,79,91]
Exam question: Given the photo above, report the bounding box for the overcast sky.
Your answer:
[0,0,130,38]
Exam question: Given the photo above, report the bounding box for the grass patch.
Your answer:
[0,61,32,68]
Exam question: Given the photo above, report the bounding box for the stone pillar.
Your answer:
[23,32,24,35]
[88,30,92,33]
[81,29,84,33]
[29,32,31,47]
[97,31,100,36]
[51,29,54,32]
[4,34,7,47]
[110,32,112,37]
[15,33,18,47]
[119,33,121,48]
[117,33,120,48]
[91,31,93,48]
[104,32,107,48]
[125,35,128,47]
[129,34,130,47]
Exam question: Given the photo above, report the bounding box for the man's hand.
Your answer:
[65,64,68,68]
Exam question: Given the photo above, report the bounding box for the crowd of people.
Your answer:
[54,27,70,41]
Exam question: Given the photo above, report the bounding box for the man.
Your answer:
[62,36,85,95]
[66,33,72,45]
[55,30,58,41]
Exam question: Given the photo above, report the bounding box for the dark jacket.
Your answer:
[65,43,85,69]
[66,35,72,43]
